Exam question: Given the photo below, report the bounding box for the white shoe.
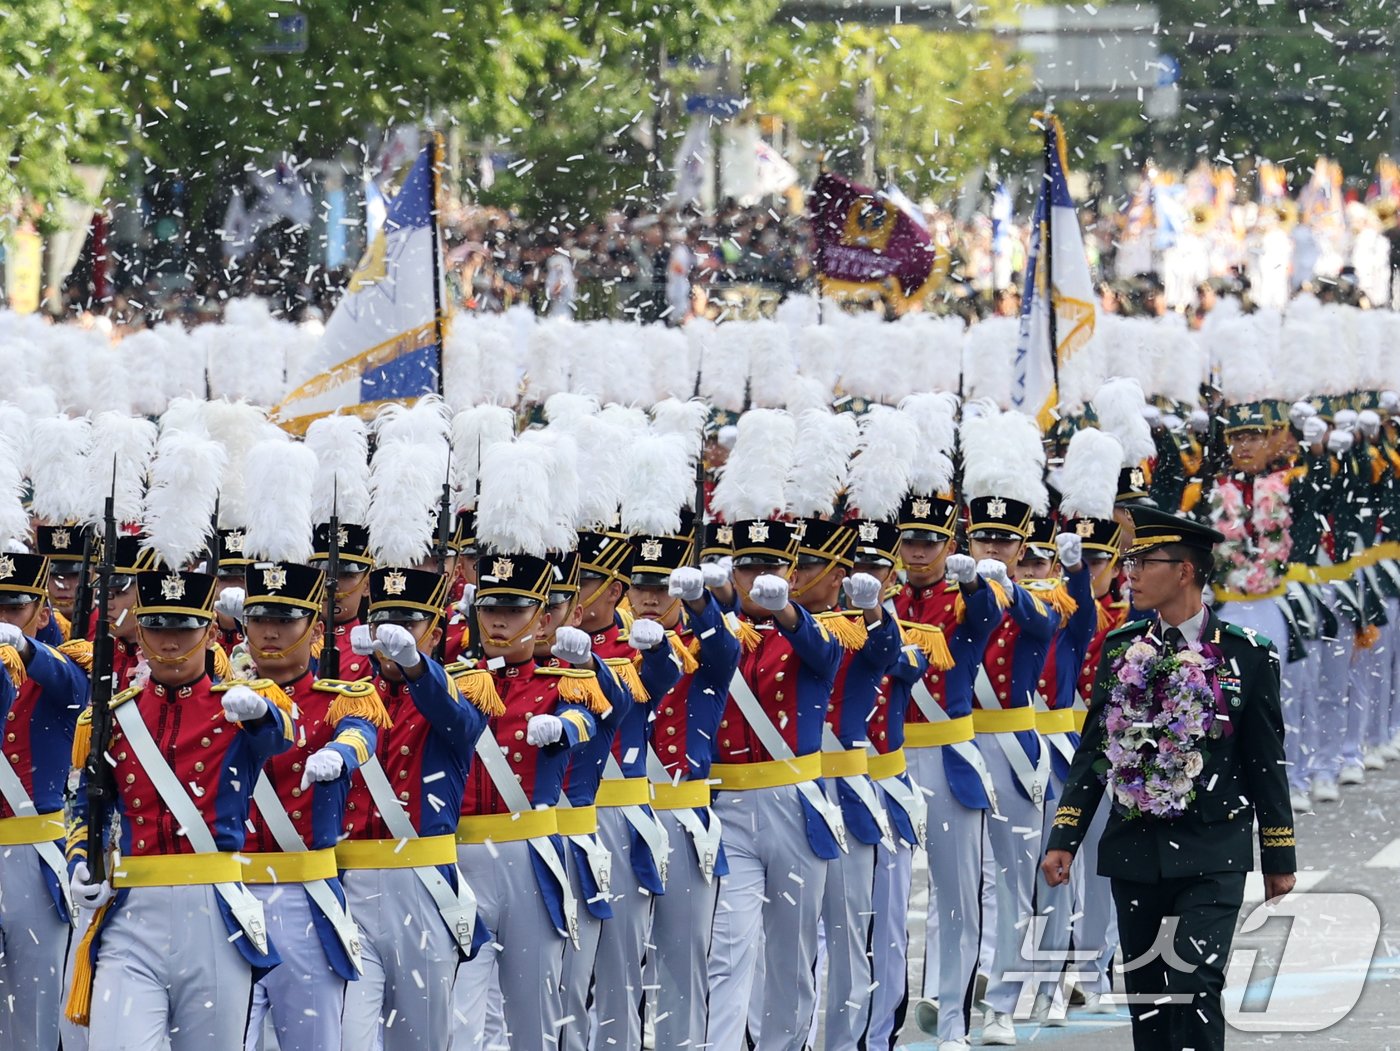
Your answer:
[1312,778,1341,803]
[1290,789,1312,813]
[981,1010,1017,1045]
[1030,992,1068,1027]
[912,997,940,1036]
[1364,748,1387,771]
[1380,742,1400,761]
[938,1041,972,1051]
[1079,990,1120,1015]
[1339,763,1366,786]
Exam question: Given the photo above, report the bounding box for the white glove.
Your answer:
[668,567,705,602]
[1335,408,1359,432]
[214,587,245,622]
[1055,533,1083,570]
[1382,390,1400,413]
[526,713,564,746]
[349,624,377,656]
[1162,413,1183,433]
[701,556,733,589]
[1359,409,1381,439]
[371,623,421,669]
[1327,429,1354,455]
[1188,408,1211,435]
[628,617,665,652]
[551,625,592,665]
[70,861,112,912]
[841,572,883,611]
[1140,404,1163,428]
[300,747,345,791]
[1289,400,1317,429]
[976,558,1012,588]
[221,684,268,723]
[0,622,24,651]
[452,583,477,616]
[749,574,790,613]
[944,554,977,585]
[1302,416,1328,447]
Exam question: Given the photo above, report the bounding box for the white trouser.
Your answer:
[1364,602,1396,749]
[1069,794,1118,998]
[813,782,878,1050]
[89,884,253,1051]
[342,867,458,1051]
[1346,634,1376,769]
[865,827,913,1051]
[1033,764,1073,1001]
[244,884,346,1051]
[452,840,566,1051]
[1311,592,1355,781]
[1388,598,1400,745]
[907,745,985,1044]
[707,784,829,1051]
[649,809,719,1050]
[1280,643,1320,793]
[558,840,605,1051]
[978,828,997,973]
[589,806,654,1051]
[979,733,1043,1018]
[0,844,69,1051]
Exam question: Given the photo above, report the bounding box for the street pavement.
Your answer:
[894,757,1400,1048]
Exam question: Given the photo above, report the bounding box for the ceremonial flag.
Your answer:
[274,140,446,433]
[809,170,943,313]
[991,180,1013,289]
[1012,114,1095,431]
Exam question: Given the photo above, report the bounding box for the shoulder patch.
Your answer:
[1107,619,1150,639]
[1223,622,1274,649]
[211,677,277,694]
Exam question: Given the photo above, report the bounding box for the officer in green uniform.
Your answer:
[1041,505,1297,1051]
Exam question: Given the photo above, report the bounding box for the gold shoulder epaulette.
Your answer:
[815,609,868,651]
[539,665,613,715]
[0,644,26,688]
[897,619,954,671]
[58,639,93,672]
[443,659,478,677]
[603,655,650,702]
[444,666,503,718]
[212,677,294,718]
[312,678,376,697]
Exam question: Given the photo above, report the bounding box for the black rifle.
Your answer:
[71,528,96,641]
[83,467,119,883]
[433,459,453,662]
[321,486,342,680]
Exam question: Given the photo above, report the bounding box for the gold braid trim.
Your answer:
[668,632,699,675]
[59,639,93,673]
[0,644,26,688]
[952,578,1009,624]
[71,706,93,768]
[816,610,868,652]
[604,656,650,703]
[54,610,72,643]
[447,668,505,718]
[211,642,233,681]
[326,682,397,728]
[898,621,954,671]
[1096,601,1118,634]
[64,903,110,1025]
[734,618,762,653]
[540,666,614,715]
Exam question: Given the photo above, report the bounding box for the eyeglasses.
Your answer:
[1122,557,1185,572]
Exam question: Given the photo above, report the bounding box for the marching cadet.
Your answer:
[890,393,1003,1051]
[959,407,1058,1047]
[103,536,159,691]
[0,522,89,1051]
[66,427,293,1051]
[452,437,625,1051]
[1044,506,1297,1051]
[337,427,491,1051]
[213,526,252,652]
[28,415,97,643]
[304,414,376,681]
[704,409,845,1051]
[233,439,390,1051]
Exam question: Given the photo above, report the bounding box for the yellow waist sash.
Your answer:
[819,748,869,778]
[453,811,558,845]
[710,753,821,791]
[1035,709,1077,735]
[112,852,242,888]
[649,779,711,810]
[866,749,907,780]
[0,811,64,846]
[554,805,598,837]
[594,777,650,809]
[240,848,339,885]
[336,833,458,868]
[972,707,1037,734]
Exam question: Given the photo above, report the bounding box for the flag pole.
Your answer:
[1042,115,1059,398]
[428,130,447,398]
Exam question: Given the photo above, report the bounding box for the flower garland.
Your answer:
[1208,469,1292,594]
[1099,634,1229,820]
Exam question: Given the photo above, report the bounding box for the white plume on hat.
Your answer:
[367,439,443,567]
[620,433,691,538]
[899,391,959,496]
[84,412,158,528]
[960,406,1047,512]
[647,326,700,402]
[567,412,630,530]
[902,315,965,396]
[522,320,574,404]
[1092,378,1156,465]
[1277,309,1329,402]
[961,316,1018,408]
[650,398,709,468]
[158,397,210,439]
[475,438,555,557]
[201,400,282,529]
[848,405,918,521]
[795,325,845,396]
[517,427,580,551]
[1211,311,1272,405]
[244,438,317,564]
[142,429,227,569]
[544,392,600,425]
[374,395,452,449]
[695,322,749,412]
[1058,427,1123,521]
[0,405,32,471]
[1150,314,1207,407]
[837,314,904,405]
[0,436,27,549]
[30,416,93,525]
[786,408,860,518]
[451,405,517,509]
[711,408,796,523]
[745,321,799,409]
[306,415,371,525]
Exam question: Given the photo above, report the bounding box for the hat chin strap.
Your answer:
[476,606,543,651]
[136,626,211,667]
[245,617,316,663]
[789,558,840,601]
[577,577,614,616]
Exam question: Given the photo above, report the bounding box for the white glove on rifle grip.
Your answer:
[70,861,112,912]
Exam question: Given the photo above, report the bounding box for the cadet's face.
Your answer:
[1015,553,1054,581]
[0,599,47,634]
[139,623,214,684]
[243,615,318,680]
[460,555,479,587]
[900,537,949,582]
[628,584,672,619]
[1228,428,1271,473]
[478,604,544,658]
[46,567,83,613]
[1087,553,1118,599]
[332,571,369,621]
[108,580,140,639]
[968,537,1023,567]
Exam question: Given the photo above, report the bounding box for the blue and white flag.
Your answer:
[1012,115,1095,431]
[991,180,1013,289]
[275,141,444,431]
